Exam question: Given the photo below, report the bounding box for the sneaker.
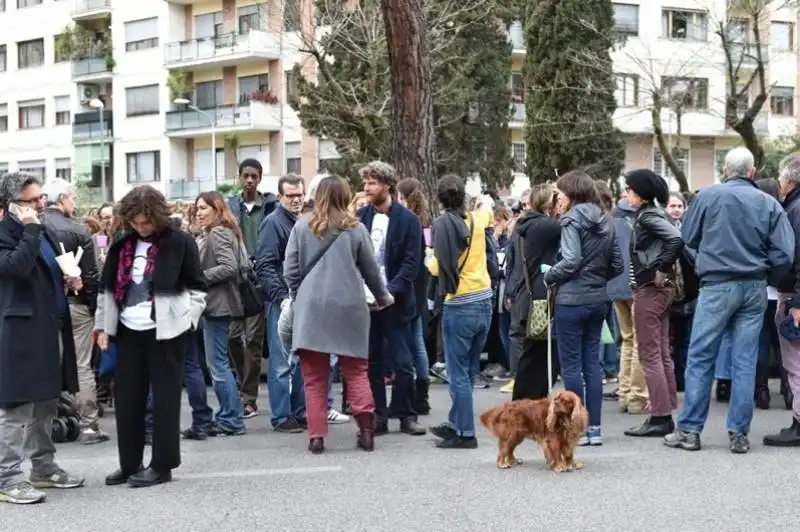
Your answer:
[603,388,619,401]
[327,408,350,424]
[81,427,110,445]
[474,374,491,389]
[578,434,589,446]
[243,404,259,419]
[499,380,515,394]
[274,418,304,433]
[181,427,208,441]
[430,362,448,383]
[216,425,247,436]
[430,423,457,440]
[29,469,85,489]
[588,426,603,446]
[729,432,750,454]
[480,363,504,378]
[603,372,618,384]
[663,429,701,451]
[0,481,46,504]
[435,436,478,449]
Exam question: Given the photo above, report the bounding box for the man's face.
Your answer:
[363,175,390,205]
[130,213,155,238]
[239,166,261,193]
[280,183,305,214]
[99,206,113,231]
[780,176,794,200]
[59,191,76,217]
[18,184,45,214]
[521,195,530,211]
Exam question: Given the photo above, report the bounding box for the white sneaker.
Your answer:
[327,408,350,424]
[0,481,46,504]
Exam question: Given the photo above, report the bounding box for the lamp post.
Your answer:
[89,98,106,202]
[174,98,217,190]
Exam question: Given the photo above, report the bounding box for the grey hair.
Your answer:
[0,172,41,209]
[779,155,800,186]
[723,147,755,181]
[358,161,396,190]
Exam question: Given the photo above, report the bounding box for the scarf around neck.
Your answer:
[114,233,161,304]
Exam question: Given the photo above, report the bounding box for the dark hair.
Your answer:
[115,185,173,234]
[668,192,687,208]
[594,181,614,212]
[196,190,243,241]
[99,202,114,212]
[436,174,466,211]
[556,170,599,206]
[397,177,430,226]
[278,173,304,195]
[756,178,780,201]
[239,158,263,178]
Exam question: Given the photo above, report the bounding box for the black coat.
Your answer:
[510,212,561,319]
[0,218,78,406]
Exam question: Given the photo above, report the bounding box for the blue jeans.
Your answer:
[442,298,492,437]
[554,303,606,427]
[267,302,306,427]
[184,329,213,431]
[600,304,620,375]
[412,316,430,381]
[204,317,244,432]
[678,280,767,434]
[715,300,775,382]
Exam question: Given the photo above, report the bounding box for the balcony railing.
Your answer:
[164,29,281,66]
[166,104,252,131]
[73,121,112,143]
[167,178,235,199]
[508,22,524,51]
[72,0,111,16]
[72,57,111,78]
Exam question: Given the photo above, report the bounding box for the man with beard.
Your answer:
[358,162,426,436]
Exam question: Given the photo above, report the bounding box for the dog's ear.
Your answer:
[568,392,584,423]
[546,400,557,431]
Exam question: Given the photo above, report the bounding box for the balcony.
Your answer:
[166,177,235,200]
[509,102,525,127]
[164,30,281,70]
[72,110,113,144]
[508,21,524,55]
[72,57,113,83]
[165,103,282,137]
[71,0,111,21]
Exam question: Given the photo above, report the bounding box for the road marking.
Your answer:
[181,466,343,480]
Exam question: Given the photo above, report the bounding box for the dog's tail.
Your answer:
[479,405,504,435]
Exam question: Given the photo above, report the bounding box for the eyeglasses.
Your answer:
[16,195,44,207]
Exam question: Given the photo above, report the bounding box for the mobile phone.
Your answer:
[7,202,24,219]
[423,227,432,247]
[94,235,108,248]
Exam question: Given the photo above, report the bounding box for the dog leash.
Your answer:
[547,288,553,394]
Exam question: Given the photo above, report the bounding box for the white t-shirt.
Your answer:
[767,285,779,301]
[120,240,157,331]
[365,213,389,304]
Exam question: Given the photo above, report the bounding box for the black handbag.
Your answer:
[236,243,265,317]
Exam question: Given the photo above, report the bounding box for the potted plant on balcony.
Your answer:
[223,134,240,178]
[168,72,192,102]
[249,91,279,105]
[55,24,95,62]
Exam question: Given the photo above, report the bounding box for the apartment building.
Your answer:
[508,0,800,192]
[0,0,332,203]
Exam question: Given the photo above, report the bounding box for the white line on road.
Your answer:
[181,466,343,480]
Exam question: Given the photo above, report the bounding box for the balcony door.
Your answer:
[195,80,224,110]
[194,148,225,180]
[195,12,224,40]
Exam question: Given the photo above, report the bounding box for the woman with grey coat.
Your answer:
[194,191,245,435]
[283,175,393,454]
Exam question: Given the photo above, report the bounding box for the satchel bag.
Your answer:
[278,232,342,348]
[235,240,265,318]
[520,235,550,340]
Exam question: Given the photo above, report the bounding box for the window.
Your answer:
[17,0,43,7]
[126,85,160,116]
[284,3,300,32]
[238,4,264,34]
[18,159,45,177]
[0,45,5,72]
[0,104,7,132]
[54,35,69,63]
[318,139,340,173]
[54,96,70,125]
[238,74,269,104]
[195,80,223,110]
[512,143,526,172]
[653,148,688,183]
[726,18,749,44]
[125,17,159,52]
[773,21,795,52]
[733,84,749,113]
[18,39,44,69]
[715,149,730,182]
[55,158,71,181]
[194,149,224,179]
[770,86,794,116]
[286,142,301,175]
[511,72,524,101]
[195,12,224,39]
[285,71,298,102]
[18,99,45,129]
[662,10,707,41]
[127,151,160,183]
[612,3,639,35]
[614,73,638,107]
[662,77,708,110]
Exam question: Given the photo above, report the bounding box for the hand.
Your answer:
[65,276,83,292]
[790,307,800,328]
[374,293,395,311]
[504,297,513,313]
[11,204,39,225]
[654,271,667,287]
[95,331,109,351]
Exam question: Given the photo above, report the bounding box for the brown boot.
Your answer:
[355,412,375,452]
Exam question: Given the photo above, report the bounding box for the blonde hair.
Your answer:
[529,183,557,214]
[308,175,360,238]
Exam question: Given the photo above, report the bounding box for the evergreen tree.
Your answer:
[523,0,624,189]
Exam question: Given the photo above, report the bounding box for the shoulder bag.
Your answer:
[235,238,265,318]
[520,235,550,340]
[278,231,342,348]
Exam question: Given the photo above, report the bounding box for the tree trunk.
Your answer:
[651,92,690,193]
[380,0,438,213]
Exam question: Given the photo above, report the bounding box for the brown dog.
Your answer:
[479,390,588,472]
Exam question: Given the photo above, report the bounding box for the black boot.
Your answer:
[414,379,431,416]
[763,418,800,447]
[716,379,731,403]
[755,381,771,410]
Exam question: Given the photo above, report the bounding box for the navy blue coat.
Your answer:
[358,202,422,322]
[255,205,297,303]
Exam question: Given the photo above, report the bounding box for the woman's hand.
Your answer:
[95,331,109,351]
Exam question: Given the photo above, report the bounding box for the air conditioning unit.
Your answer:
[79,84,100,104]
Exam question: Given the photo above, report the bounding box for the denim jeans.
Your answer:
[554,302,606,427]
[412,316,430,381]
[600,303,620,375]
[184,329,213,431]
[442,298,492,437]
[267,302,306,427]
[678,280,767,434]
[716,299,777,383]
[204,317,244,432]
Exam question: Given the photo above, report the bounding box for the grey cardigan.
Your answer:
[198,226,243,318]
[283,218,390,360]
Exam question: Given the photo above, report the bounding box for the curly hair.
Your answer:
[359,161,397,193]
[115,185,172,234]
[397,178,430,226]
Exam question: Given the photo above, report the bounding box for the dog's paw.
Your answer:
[552,464,569,473]
[497,462,512,469]
[571,461,584,471]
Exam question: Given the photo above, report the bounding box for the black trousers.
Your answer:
[114,324,187,473]
[512,339,559,401]
[368,308,417,422]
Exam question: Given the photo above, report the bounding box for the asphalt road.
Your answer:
[2,381,797,532]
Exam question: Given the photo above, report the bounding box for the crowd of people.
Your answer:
[0,145,798,505]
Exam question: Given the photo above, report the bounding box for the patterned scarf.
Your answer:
[114,233,161,304]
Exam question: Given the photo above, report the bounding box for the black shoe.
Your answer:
[716,379,731,403]
[729,432,750,454]
[430,423,457,440]
[105,466,143,486]
[755,387,770,410]
[603,388,619,401]
[400,419,427,435]
[436,436,478,449]
[663,429,701,451]
[624,417,674,437]
[374,421,389,436]
[308,437,325,454]
[274,418,304,433]
[181,427,207,441]
[127,467,172,488]
[295,417,308,430]
[414,379,431,416]
[763,418,800,447]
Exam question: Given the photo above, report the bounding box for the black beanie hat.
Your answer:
[625,169,670,205]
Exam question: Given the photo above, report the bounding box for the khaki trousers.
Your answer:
[70,303,99,428]
[614,300,648,408]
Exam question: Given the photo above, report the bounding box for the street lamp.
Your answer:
[174,98,217,189]
[89,98,106,203]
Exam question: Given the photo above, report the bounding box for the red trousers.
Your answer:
[298,350,375,438]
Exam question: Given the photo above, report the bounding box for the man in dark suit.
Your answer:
[0,172,83,505]
[358,161,426,436]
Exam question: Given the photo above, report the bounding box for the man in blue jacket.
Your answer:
[665,147,795,454]
[358,161,426,436]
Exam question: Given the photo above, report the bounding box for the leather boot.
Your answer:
[716,379,731,402]
[355,412,375,452]
[755,379,770,410]
[414,379,431,416]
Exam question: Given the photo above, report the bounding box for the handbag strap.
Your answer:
[519,234,534,297]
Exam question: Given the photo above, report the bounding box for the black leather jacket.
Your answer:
[42,208,100,312]
[630,204,684,287]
